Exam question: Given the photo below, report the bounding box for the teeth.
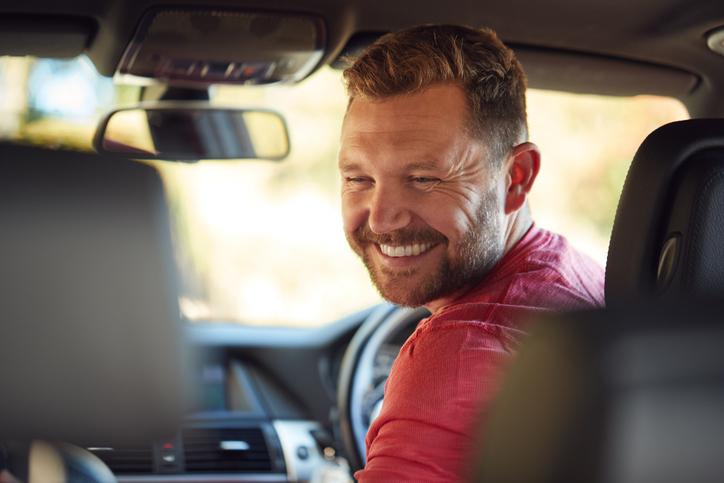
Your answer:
[379,243,434,258]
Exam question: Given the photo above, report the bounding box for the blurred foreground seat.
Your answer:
[472,302,724,483]
[0,143,188,481]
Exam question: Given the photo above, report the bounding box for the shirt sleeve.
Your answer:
[354,322,515,482]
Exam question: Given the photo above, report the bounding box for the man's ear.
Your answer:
[504,142,541,214]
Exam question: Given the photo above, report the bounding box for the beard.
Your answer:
[346,188,505,307]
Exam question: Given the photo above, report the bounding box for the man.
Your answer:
[338,25,605,481]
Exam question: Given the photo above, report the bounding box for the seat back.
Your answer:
[472,303,724,483]
[606,119,724,305]
[0,143,187,443]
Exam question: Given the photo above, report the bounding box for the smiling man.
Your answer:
[339,25,605,481]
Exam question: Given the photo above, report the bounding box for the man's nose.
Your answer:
[367,184,412,234]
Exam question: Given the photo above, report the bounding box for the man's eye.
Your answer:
[410,176,440,185]
[345,176,372,185]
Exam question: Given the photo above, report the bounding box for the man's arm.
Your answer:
[355,321,516,482]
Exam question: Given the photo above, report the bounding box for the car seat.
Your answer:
[606,119,724,304]
[0,143,188,481]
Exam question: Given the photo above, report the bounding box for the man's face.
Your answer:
[339,83,507,309]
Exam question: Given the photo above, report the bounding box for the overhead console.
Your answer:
[115,9,326,86]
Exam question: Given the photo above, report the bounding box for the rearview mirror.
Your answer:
[94,104,290,161]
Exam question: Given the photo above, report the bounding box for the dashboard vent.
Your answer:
[84,443,154,474]
[183,427,272,473]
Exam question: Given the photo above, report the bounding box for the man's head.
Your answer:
[338,25,540,310]
[343,24,528,165]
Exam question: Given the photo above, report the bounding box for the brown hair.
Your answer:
[343,25,528,165]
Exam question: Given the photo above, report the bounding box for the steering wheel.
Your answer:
[337,304,430,471]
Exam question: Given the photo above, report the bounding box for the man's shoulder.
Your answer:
[433,226,605,327]
[515,226,602,275]
[518,227,605,308]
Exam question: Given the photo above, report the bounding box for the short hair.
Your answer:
[343,24,528,165]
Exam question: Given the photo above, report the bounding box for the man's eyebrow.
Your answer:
[338,160,361,172]
[405,160,440,171]
[338,160,442,172]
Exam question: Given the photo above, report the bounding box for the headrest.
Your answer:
[472,303,724,483]
[0,143,187,442]
[606,119,724,306]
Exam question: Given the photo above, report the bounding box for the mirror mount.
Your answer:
[140,85,211,102]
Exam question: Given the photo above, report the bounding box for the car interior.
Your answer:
[2,0,724,482]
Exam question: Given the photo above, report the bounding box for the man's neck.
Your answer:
[504,203,533,253]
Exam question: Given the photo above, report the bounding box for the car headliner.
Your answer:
[1,0,723,116]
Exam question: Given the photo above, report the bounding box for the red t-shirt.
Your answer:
[355,226,604,482]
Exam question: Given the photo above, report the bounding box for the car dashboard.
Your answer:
[80,306,389,482]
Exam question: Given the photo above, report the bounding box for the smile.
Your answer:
[378,243,435,258]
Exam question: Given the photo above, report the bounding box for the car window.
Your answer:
[0,55,688,327]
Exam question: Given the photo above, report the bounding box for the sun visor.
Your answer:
[116,9,325,86]
[332,34,697,98]
[0,15,94,58]
[515,47,698,97]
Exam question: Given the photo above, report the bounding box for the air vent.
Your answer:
[183,427,272,473]
[84,443,154,474]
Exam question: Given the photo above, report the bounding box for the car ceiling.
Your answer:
[2,0,724,116]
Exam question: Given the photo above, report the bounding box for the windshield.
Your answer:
[0,56,688,327]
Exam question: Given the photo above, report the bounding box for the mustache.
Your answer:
[353,223,447,245]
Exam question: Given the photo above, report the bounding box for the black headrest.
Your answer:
[606,119,724,305]
[0,143,187,442]
[472,302,724,483]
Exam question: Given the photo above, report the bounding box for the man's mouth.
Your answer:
[378,242,436,258]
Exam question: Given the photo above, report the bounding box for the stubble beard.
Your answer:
[347,190,505,307]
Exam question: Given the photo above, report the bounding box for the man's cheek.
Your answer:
[342,209,367,239]
[344,229,365,258]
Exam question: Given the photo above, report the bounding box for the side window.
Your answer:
[0,56,690,327]
[526,90,688,265]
